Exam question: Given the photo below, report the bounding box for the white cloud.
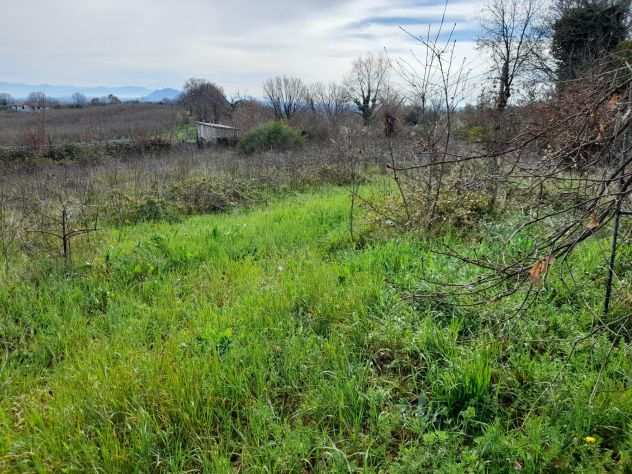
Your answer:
[2,0,486,97]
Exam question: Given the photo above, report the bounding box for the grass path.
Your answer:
[0,187,630,472]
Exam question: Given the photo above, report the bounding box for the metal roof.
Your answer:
[195,121,239,130]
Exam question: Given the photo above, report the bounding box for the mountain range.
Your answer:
[0,82,181,103]
[142,88,182,102]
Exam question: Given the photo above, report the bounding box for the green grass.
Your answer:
[172,123,197,143]
[0,187,631,472]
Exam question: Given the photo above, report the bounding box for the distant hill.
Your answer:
[0,82,156,101]
[143,88,181,103]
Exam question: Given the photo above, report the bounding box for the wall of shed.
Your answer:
[196,125,215,143]
[196,124,239,144]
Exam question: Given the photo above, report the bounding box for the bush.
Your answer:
[465,125,491,144]
[168,177,260,215]
[239,121,304,155]
[44,144,82,161]
[128,197,181,224]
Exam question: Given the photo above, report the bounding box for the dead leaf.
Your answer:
[608,94,622,112]
[529,255,556,285]
[586,212,599,230]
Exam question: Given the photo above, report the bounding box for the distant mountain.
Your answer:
[143,88,181,103]
[0,82,155,100]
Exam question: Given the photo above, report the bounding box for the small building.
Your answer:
[195,122,240,145]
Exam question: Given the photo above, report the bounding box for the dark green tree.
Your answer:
[552,0,630,81]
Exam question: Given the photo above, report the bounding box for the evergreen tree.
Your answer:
[552,0,630,81]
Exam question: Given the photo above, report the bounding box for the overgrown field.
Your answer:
[0,104,185,147]
[0,186,631,472]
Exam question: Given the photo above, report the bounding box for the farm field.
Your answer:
[0,186,630,472]
[0,104,187,147]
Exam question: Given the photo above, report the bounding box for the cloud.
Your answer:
[2,0,486,97]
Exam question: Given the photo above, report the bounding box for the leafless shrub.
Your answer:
[350,2,629,323]
[380,12,470,229]
[26,200,99,265]
[0,138,388,270]
[397,52,632,319]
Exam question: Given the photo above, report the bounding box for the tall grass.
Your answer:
[0,186,630,472]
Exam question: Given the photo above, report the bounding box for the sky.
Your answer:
[2,0,486,98]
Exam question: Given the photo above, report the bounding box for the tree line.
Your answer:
[178,0,631,133]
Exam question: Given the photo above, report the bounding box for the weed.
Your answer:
[0,187,630,472]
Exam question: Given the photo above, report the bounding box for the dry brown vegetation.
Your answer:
[0,103,185,146]
[0,126,397,269]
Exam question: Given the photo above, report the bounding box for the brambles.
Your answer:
[127,197,181,224]
[168,177,260,215]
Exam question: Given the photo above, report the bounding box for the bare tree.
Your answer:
[0,93,14,108]
[26,92,48,109]
[380,84,406,118]
[231,97,275,131]
[27,201,99,265]
[477,0,546,111]
[345,52,390,125]
[72,92,88,108]
[308,82,349,124]
[475,0,546,209]
[180,78,229,123]
[263,76,308,121]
